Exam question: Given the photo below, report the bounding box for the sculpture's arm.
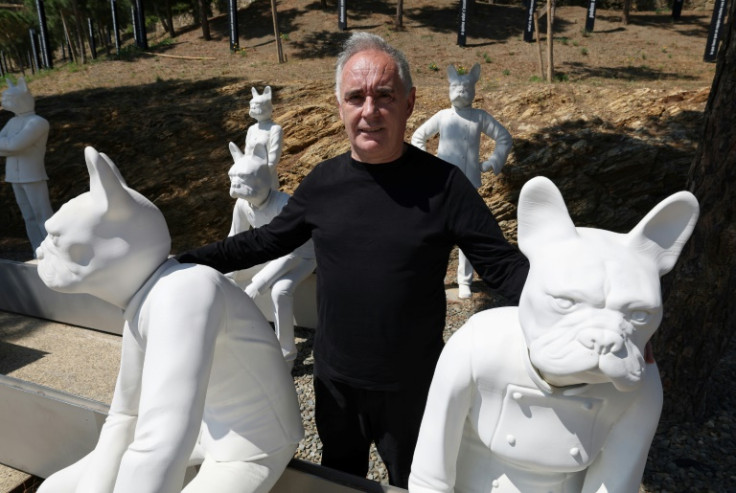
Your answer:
[72,329,145,492]
[268,124,283,166]
[228,200,252,237]
[245,252,304,298]
[410,112,442,151]
[409,326,475,493]
[113,272,223,493]
[478,112,512,175]
[0,117,49,155]
[581,365,663,493]
[244,126,256,155]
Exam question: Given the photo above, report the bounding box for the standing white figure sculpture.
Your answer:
[409,176,699,493]
[245,86,282,190]
[0,77,53,253]
[411,64,512,299]
[35,147,303,493]
[227,142,316,371]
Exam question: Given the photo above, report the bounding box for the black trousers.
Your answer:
[313,374,433,488]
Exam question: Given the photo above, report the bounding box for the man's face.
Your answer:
[337,49,415,164]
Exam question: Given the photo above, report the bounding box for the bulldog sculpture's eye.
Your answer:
[629,310,651,324]
[552,296,576,311]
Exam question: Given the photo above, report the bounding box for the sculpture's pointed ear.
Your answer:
[470,63,481,83]
[16,77,27,92]
[263,86,272,97]
[517,176,578,258]
[446,65,458,81]
[85,146,134,218]
[251,86,259,98]
[6,77,14,88]
[626,191,699,276]
[229,141,244,161]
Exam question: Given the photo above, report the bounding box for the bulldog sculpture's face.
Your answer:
[36,147,170,307]
[2,77,34,115]
[227,141,272,206]
[249,86,273,122]
[516,177,699,392]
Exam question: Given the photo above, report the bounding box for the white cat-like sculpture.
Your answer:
[35,147,303,493]
[409,176,699,493]
[411,64,512,299]
[227,142,316,370]
[245,86,283,190]
[0,77,54,253]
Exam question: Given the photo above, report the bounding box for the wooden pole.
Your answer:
[271,0,285,63]
[546,0,554,82]
[534,10,544,79]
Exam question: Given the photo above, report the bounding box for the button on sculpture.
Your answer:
[409,176,699,493]
[227,142,316,371]
[245,86,283,190]
[0,77,53,253]
[35,147,303,493]
[411,64,512,299]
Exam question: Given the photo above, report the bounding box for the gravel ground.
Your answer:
[288,249,736,492]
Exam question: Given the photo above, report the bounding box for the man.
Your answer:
[177,32,529,488]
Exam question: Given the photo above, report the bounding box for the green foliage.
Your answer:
[529,75,544,82]
[428,62,439,71]
[581,47,589,56]
[502,69,510,76]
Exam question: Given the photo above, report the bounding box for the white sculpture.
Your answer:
[411,64,512,299]
[0,77,53,253]
[409,176,699,493]
[245,86,282,190]
[227,142,316,371]
[35,147,303,493]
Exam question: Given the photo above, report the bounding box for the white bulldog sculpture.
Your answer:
[411,64,512,299]
[226,142,316,370]
[35,147,303,493]
[244,86,282,190]
[0,77,54,252]
[409,176,699,493]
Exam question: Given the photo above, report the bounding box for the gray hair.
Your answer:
[335,32,413,99]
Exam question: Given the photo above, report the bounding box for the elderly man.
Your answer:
[177,32,529,488]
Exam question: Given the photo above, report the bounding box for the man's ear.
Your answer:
[337,95,345,122]
[406,87,416,117]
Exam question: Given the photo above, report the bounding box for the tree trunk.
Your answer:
[622,0,631,25]
[70,0,86,64]
[656,0,736,422]
[395,0,403,29]
[198,0,211,41]
[546,0,554,82]
[60,10,77,64]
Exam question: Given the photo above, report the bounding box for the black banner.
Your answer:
[457,0,470,46]
[523,0,537,42]
[672,0,684,20]
[228,0,239,51]
[110,0,121,56]
[35,0,52,69]
[585,0,598,32]
[135,0,147,49]
[704,0,727,62]
[338,0,347,31]
[88,18,97,59]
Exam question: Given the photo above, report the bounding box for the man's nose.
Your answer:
[362,96,379,117]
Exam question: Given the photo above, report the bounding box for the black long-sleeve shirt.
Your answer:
[177,145,529,390]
